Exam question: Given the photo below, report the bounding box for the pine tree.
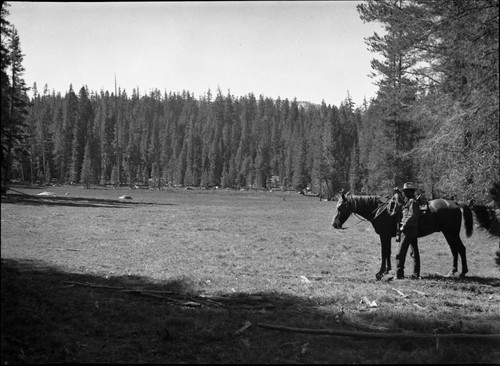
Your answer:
[0,2,13,189]
[349,140,360,193]
[70,86,93,184]
[51,93,65,182]
[183,112,197,187]
[227,157,238,189]
[25,83,53,184]
[316,106,341,199]
[358,0,498,199]
[292,137,308,191]
[1,18,30,190]
[96,91,114,184]
[59,85,78,183]
[175,139,187,186]
[414,0,499,199]
[357,0,422,190]
[255,136,270,189]
[81,139,94,188]
[220,162,230,189]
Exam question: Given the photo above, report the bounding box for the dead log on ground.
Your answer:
[256,323,500,340]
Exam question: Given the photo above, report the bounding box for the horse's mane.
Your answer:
[347,195,381,204]
[347,195,383,218]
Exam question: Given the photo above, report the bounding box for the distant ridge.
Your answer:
[297,101,321,110]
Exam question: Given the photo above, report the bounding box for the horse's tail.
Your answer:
[461,204,473,238]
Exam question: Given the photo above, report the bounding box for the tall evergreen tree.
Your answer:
[1,21,30,190]
[358,0,421,190]
[81,139,94,188]
[255,136,270,188]
[292,137,308,191]
[70,86,93,183]
[50,92,64,182]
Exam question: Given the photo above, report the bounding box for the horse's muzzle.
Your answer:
[332,220,342,229]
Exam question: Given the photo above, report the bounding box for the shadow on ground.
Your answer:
[1,193,177,209]
[423,273,500,287]
[2,258,499,364]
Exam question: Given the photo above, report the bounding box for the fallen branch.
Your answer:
[392,288,409,298]
[60,280,273,309]
[234,320,252,335]
[138,292,202,307]
[47,248,82,251]
[120,289,217,306]
[256,323,500,340]
[227,304,275,310]
[341,320,399,333]
[199,294,265,303]
[5,188,30,195]
[191,297,226,307]
[119,289,177,295]
[61,281,124,289]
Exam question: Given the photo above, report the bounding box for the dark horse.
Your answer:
[331,191,473,279]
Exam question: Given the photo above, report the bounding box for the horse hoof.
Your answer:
[459,273,467,279]
[375,273,383,281]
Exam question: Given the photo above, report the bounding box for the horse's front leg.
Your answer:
[376,235,392,280]
[385,235,392,273]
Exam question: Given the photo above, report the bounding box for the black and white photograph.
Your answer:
[1,1,499,363]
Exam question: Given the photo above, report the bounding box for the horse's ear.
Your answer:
[340,190,346,200]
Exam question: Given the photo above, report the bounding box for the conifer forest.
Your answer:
[2,0,499,203]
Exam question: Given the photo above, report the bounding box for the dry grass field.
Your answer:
[1,185,500,363]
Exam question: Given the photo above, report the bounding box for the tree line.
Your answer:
[22,84,360,200]
[2,0,498,203]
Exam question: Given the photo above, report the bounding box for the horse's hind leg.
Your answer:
[456,237,468,277]
[443,231,468,277]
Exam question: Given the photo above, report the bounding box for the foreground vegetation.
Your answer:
[2,186,499,363]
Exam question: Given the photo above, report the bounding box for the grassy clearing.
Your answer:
[1,185,500,363]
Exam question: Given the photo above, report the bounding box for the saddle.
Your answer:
[416,194,429,216]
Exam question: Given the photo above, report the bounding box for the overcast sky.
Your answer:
[7,1,384,106]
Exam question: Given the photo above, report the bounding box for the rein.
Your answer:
[341,213,369,229]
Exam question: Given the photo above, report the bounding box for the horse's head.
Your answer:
[332,192,353,229]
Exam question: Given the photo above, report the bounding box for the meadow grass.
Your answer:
[1,185,499,363]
